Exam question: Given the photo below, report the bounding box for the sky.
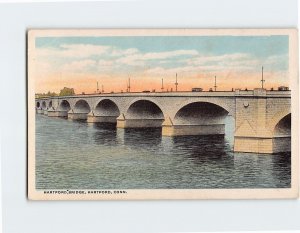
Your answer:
[34,35,289,94]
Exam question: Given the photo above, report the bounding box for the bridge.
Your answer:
[35,88,291,154]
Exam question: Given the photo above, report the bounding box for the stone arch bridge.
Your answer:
[36,89,291,154]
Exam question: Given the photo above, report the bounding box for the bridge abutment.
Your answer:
[36,108,43,114]
[162,125,225,136]
[234,137,291,154]
[35,91,291,154]
[234,137,273,153]
[116,114,164,128]
[68,110,88,120]
[233,89,290,154]
[162,117,225,136]
[47,109,68,117]
[87,111,117,123]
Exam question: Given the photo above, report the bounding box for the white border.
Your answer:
[1,1,299,232]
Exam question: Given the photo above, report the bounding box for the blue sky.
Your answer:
[36,36,288,56]
[34,35,289,93]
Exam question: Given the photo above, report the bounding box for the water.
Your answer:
[36,114,291,189]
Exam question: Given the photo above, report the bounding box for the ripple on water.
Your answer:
[35,114,291,189]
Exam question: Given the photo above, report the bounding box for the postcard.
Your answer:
[27,29,298,200]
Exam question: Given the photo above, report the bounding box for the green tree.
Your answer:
[46,91,58,97]
[35,91,57,99]
[59,87,75,96]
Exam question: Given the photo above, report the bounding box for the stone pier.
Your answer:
[36,108,44,114]
[162,124,225,136]
[87,111,117,123]
[35,89,291,154]
[117,114,164,128]
[47,109,68,117]
[233,89,291,154]
[162,117,225,136]
[68,110,88,120]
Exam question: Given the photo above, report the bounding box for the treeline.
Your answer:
[36,87,75,98]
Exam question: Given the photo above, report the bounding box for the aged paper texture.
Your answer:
[27,29,298,200]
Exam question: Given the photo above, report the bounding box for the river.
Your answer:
[35,114,291,189]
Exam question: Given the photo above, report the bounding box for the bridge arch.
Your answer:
[48,100,52,108]
[172,99,234,119]
[58,100,71,112]
[95,99,120,117]
[119,99,165,128]
[270,109,291,153]
[126,99,165,120]
[273,113,291,136]
[173,101,230,125]
[269,108,291,135]
[73,99,91,114]
[162,101,233,136]
[41,101,47,110]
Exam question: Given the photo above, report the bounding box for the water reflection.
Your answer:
[123,127,162,149]
[270,152,291,187]
[171,135,233,166]
[233,152,291,188]
[35,114,291,189]
[92,123,117,146]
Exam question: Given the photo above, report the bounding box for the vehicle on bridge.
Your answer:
[278,86,289,91]
[192,88,203,92]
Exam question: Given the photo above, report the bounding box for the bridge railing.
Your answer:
[35,89,291,101]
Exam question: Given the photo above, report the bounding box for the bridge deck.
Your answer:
[36,90,291,100]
